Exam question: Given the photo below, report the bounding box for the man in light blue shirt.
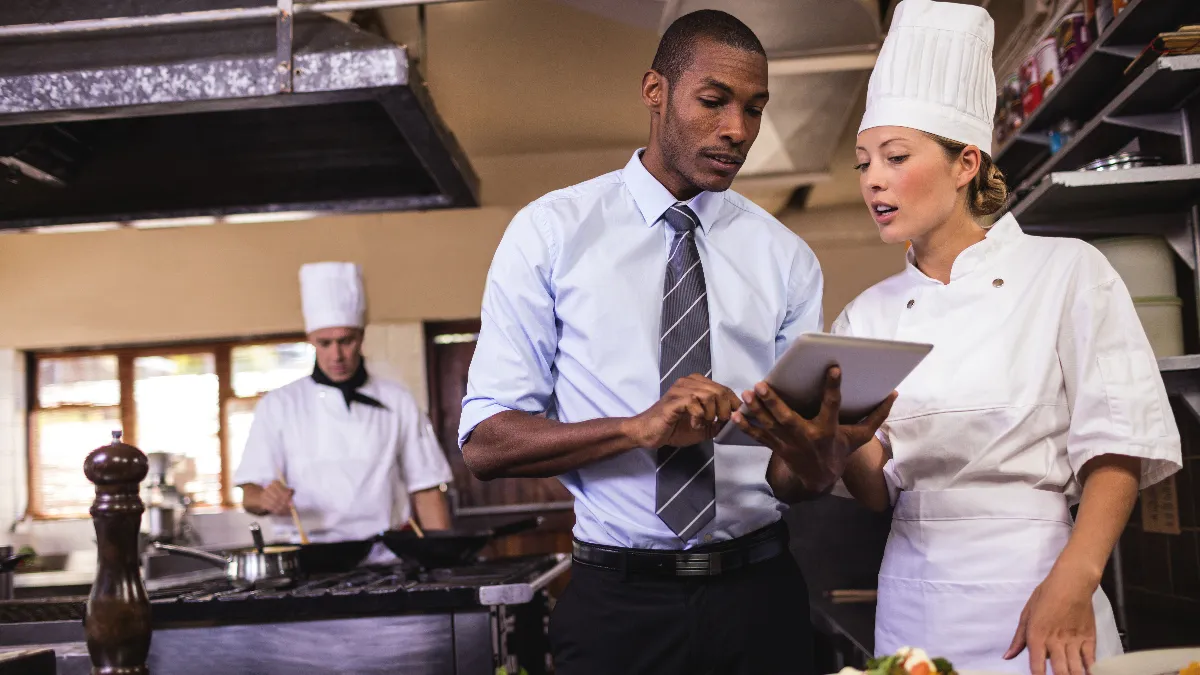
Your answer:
[459,9,891,675]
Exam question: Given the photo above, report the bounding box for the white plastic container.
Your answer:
[1092,236,1177,298]
[1134,296,1184,358]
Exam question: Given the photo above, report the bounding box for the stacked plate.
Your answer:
[1092,647,1200,675]
[1092,236,1184,358]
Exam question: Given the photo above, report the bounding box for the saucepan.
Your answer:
[153,523,300,588]
[379,516,544,568]
[0,546,34,601]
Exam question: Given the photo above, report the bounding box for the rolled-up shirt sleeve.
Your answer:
[233,394,285,487]
[775,240,824,359]
[1059,247,1182,489]
[458,204,559,448]
[397,395,454,493]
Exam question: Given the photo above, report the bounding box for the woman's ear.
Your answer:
[956,145,982,190]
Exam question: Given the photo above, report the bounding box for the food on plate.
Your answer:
[1179,661,1200,675]
[837,647,956,675]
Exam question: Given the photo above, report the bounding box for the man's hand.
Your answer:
[733,366,895,492]
[244,480,295,516]
[624,374,742,449]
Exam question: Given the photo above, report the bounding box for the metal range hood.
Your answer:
[0,2,479,230]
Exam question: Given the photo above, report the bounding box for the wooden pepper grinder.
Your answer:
[83,430,152,675]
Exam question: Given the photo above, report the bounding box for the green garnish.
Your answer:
[863,655,903,674]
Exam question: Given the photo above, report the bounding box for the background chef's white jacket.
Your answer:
[234,375,454,542]
[833,214,1182,504]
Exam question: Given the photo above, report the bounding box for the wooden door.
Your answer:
[424,320,574,571]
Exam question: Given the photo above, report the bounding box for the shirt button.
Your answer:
[906,299,915,309]
[993,278,1004,288]
[703,534,713,543]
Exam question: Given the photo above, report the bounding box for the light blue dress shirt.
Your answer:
[459,151,824,550]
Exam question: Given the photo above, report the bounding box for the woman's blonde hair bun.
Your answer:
[929,134,1008,218]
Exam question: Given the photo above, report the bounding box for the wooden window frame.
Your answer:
[27,334,307,519]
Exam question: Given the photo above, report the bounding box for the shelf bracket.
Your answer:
[1096,45,1141,59]
[1164,221,1198,271]
[1014,131,1051,146]
[1103,112,1184,136]
[275,0,294,94]
[1180,392,1200,425]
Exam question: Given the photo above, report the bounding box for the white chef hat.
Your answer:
[299,262,366,334]
[859,0,996,155]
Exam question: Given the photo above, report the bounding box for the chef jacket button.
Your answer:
[993,278,1004,287]
[906,299,915,309]
[703,534,713,543]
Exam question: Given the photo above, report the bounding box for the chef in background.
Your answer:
[236,262,453,543]
[833,2,1183,674]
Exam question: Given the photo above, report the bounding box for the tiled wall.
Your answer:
[0,321,430,554]
[362,321,429,413]
[0,349,27,543]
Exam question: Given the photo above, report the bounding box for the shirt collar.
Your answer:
[621,149,721,233]
[905,213,1023,283]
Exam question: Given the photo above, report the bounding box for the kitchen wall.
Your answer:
[0,201,902,553]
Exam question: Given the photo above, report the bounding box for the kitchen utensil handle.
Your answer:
[151,542,230,568]
[276,468,310,545]
[490,515,544,538]
[0,552,33,572]
[250,522,266,554]
[408,517,425,539]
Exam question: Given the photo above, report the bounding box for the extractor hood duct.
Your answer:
[648,0,883,199]
[0,1,479,230]
[658,0,882,191]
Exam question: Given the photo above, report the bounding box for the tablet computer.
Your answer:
[713,332,933,447]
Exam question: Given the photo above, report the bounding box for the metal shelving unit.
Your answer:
[1014,164,1200,224]
[1014,165,1200,267]
[1102,0,1200,53]
[1014,55,1200,193]
[995,0,1200,184]
[1001,7,1200,423]
[1159,355,1200,420]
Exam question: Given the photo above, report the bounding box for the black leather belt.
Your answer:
[571,520,788,578]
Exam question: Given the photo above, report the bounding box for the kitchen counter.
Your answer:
[13,551,96,590]
[1,554,569,675]
[0,643,88,675]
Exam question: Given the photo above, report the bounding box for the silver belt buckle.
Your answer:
[675,551,721,577]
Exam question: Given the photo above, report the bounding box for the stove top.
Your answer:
[0,554,569,628]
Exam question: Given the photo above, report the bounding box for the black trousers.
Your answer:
[549,550,814,675]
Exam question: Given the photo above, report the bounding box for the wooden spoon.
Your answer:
[408,518,425,539]
[275,469,309,545]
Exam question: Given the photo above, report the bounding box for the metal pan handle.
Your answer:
[151,542,231,568]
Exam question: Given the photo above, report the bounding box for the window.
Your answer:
[28,338,314,518]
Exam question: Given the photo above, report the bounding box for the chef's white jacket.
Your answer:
[833,214,1183,504]
[234,375,454,542]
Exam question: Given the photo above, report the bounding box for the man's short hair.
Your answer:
[651,10,766,85]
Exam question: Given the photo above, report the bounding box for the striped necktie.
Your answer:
[655,202,716,541]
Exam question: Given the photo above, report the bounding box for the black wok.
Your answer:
[288,538,375,574]
[379,516,543,568]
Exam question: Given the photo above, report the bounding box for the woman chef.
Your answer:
[235,262,454,544]
[833,1,1183,674]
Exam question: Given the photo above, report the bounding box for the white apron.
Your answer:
[875,488,1122,673]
